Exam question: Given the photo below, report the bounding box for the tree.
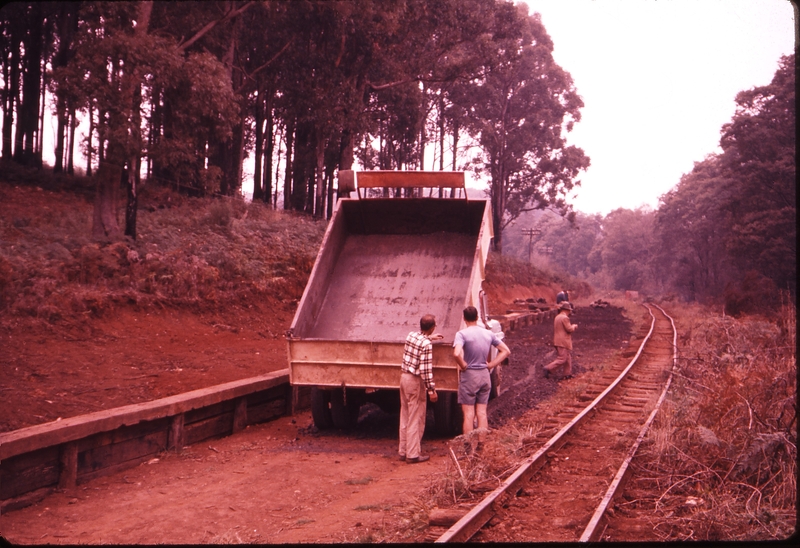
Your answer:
[654,155,735,301]
[2,3,24,159]
[53,1,242,240]
[4,0,594,235]
[596,208,656,292]
[1,3,58,167]
[653,54,795,304]
[719,53,796,296]
[51,2,81,175]
[458,4,589,252]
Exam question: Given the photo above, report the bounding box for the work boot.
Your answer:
[406,455,430,464]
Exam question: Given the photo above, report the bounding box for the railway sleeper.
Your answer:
[625,388,657,395]
[598,405,645,415]
[621,397,653,405]
[623,382,663,390]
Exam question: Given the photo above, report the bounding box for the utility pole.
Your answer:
[522,228,541,263]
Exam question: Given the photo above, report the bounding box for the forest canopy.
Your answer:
[0,0,587,249]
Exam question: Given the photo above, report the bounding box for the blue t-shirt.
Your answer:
[453,325,501,370]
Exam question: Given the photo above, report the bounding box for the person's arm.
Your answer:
[488,341,510,370]
[420,341,438,402]
[566,320,578,333]
[453,344,467,371]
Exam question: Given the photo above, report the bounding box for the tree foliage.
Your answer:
[499,50,794,308]
[1,0,587,244]
[654,54,795,308]
[719,54,796,295]
[455,4,589,251]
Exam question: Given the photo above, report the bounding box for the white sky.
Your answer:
[520,0,796,215]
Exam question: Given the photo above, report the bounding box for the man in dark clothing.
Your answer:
[544,301,578,379]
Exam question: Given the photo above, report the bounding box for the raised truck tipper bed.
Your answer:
[286,171,500,434]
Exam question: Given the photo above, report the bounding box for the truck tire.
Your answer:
[372,390,400,415]
[330,388,361,430]
[310,388,334,430]
[433,392,463,436]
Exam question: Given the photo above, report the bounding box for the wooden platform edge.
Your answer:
[1,370,298,514]
[0,370,290,461]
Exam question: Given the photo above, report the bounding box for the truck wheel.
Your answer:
[310,388,334,430]
[433,392,463,437]
[372,390,400,415]
[330,388,361,430]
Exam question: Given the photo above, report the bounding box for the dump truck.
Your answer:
[286,170,503,435]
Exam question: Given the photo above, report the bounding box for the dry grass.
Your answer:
[630,297,796,541]
[0,178,326,330]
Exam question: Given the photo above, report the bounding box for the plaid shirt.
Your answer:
[401,331,436,391]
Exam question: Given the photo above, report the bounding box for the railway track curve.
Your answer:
[436,303,677,543]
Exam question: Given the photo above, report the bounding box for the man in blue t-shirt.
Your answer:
[453,306,511,440]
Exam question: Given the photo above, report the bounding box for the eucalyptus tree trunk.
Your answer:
[1,37,17,159]
[314,132,325,218]
[283,118,294,210]
[263,91,274,205]
[125,83,143,239]
[85,105,93,177]
[291,121,312,212]
[54,91,67,173]
[253,83,264,201]
[450,119,459,198]
[67,107,77,175]
[325,159,336,219]
[92,0,152,241]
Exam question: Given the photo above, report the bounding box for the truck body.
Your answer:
[286,171,497,433]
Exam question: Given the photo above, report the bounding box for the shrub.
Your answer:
[723,271,778,317]
[634,299,796,540]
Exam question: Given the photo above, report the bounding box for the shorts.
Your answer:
[458,368,491,405]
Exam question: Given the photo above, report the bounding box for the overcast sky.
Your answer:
[519,0,796,215]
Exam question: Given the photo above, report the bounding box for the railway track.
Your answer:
[436,303,677,543]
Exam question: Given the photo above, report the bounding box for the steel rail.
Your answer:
[436,304,666,544]
[579,303,678,541]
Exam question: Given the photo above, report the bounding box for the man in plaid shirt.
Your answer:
[399,314,442,463]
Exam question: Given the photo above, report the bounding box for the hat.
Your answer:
[558,301,573,311]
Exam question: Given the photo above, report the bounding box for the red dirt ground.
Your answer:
[1,296,644,544]
[0,305,292,433]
